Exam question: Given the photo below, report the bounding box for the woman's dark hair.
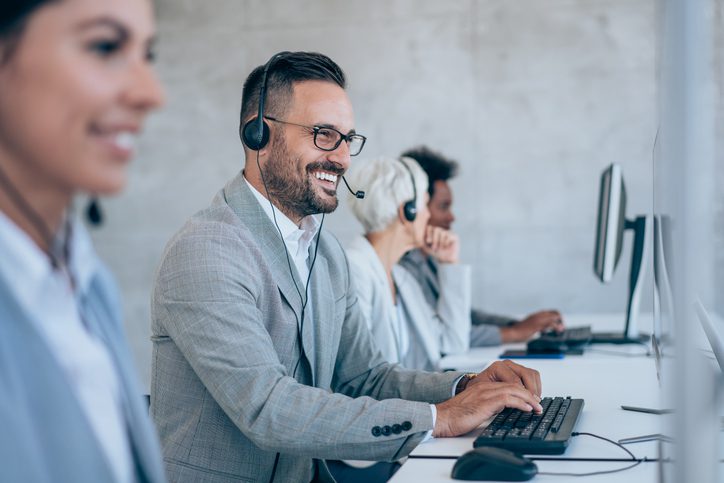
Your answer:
[1,0,58,61]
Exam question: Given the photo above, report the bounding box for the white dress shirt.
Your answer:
[0,211,132,483]
[244,176,320,287]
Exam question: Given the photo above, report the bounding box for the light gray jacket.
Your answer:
[346,236,470,371]
[150,173,461,483]
[0,263,166,483]
[399,250,517,347]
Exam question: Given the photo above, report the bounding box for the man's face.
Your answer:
[263,80,355,220]
[427,180,455,230]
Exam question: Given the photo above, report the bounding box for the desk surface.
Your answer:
[391,314,665,482]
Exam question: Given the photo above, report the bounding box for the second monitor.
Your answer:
[527,163,649,354]
[591,162,649,344]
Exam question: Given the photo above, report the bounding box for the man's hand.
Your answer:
[433,362,543,438]
[472,360,542,397]
[422,226,459,264]
[500,310,564,343]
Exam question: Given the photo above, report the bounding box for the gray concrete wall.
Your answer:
[91,0,664,388]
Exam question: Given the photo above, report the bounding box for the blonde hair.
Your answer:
[346,156,428,233]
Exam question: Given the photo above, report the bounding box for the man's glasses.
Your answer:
[265,116,367,156]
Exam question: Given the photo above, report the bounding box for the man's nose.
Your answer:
[326,140,351,171]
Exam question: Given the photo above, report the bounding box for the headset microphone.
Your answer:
[341,176,365,199]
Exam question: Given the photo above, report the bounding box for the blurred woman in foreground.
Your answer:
[0,0,165,481]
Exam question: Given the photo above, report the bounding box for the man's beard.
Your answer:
[262,136,341,219]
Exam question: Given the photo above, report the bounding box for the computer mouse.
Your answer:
[451,447,538,481]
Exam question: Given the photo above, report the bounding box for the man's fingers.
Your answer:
[503,360,542,397]
[475,383,543,413]
[482,360,542,397]
[481,361,519,384]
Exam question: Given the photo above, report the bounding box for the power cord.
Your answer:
[534,432,644,477]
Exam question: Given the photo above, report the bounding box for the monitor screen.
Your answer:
[593,163,627,283]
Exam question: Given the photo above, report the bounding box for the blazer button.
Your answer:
[401,421,412,431]
[381,425,392,436]
[371,426,382,437]
[392,424,402,434]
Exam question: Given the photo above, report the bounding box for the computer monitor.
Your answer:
[591,163,649,344]
[594,163,626,283]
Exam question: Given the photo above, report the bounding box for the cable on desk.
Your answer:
[571,432,636,459]
[536,431,643,477]
[536,460,642,477]
[409,455,660,462]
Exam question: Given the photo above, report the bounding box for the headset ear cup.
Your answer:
[404,201,417,222]
[242,118,270,150]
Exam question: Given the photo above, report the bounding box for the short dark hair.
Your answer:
[400,146,459,198]
[0,0,58,63]
[240,51,346,133]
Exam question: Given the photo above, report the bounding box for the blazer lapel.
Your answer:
[223,173,305,322]
[0,277,116,482]
[222,173,328,386]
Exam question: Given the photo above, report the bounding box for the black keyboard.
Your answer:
[527,326,593,353]
[473,396,584,454]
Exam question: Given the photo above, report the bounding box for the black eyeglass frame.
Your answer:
[265,116,367,156]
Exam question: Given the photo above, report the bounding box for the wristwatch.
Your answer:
[455,373,478,395]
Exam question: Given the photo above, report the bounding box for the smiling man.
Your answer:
[150,52,543,483]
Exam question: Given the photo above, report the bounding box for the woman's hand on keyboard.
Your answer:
[501,310,565,343]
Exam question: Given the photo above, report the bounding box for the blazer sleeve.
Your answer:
[471,308,518,328]
[470,322,503,346]
[153,222,460,462]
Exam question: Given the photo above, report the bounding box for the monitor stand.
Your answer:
[591,215,650,345]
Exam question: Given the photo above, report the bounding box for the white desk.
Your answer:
[391,314,665,482]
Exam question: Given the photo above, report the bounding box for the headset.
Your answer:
[240,52,290,150]
[397,157,418,222]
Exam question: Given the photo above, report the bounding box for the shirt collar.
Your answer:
[0,210,100,311]
[243,174,320,246]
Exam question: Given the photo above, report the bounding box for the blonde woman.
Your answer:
[345,156,471,370]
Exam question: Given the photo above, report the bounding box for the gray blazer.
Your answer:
[151,173,461,483]
[399,250,517,347]
[0,264,166,483]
